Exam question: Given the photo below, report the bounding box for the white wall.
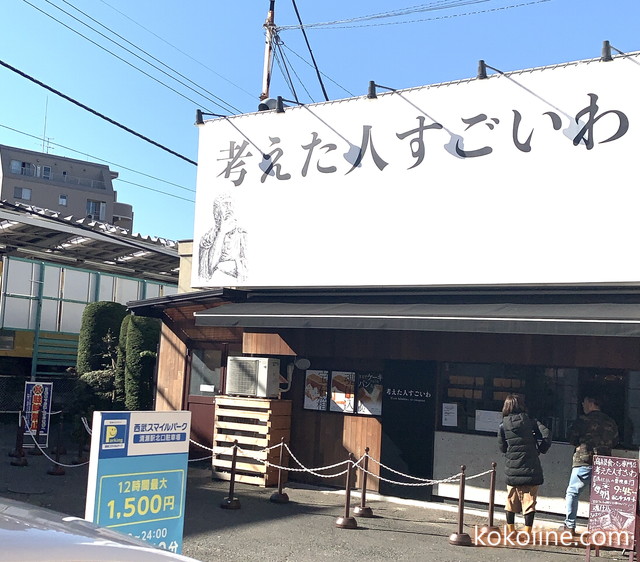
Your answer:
[194,53,640,288]
[433,431,637,517]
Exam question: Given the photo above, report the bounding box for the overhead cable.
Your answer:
[53,0,241,114]
[290,0,329,101]
[0,123,194,193]
[0,58,197,166]
[278,0,550,30]
[22,0,238,115]
[97,0,256,101]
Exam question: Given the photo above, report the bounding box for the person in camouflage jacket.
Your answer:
[562,395,619,532]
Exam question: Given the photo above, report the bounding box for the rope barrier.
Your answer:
[20,415,89,468]
[184,437,490,488]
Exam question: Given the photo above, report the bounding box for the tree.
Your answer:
[76,302,128,375]
[113,314,131,409]
[124,316,161,411]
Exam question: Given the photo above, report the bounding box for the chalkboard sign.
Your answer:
[587,455,639,550]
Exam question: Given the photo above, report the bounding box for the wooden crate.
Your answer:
[212,396,292,487]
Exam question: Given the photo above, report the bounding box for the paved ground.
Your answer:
[0,422,633,561]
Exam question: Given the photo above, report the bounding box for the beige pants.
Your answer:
[505,485,538,514]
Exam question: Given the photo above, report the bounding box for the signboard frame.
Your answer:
[85,410,191,555]
[586,455,639,559]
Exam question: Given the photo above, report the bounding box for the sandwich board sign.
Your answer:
[85,410,191,554]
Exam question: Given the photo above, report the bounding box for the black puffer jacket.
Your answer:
[498,413,550,486]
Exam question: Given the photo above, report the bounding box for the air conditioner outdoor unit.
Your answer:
[226,357,281,398]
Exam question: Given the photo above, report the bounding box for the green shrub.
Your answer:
[76,302,128,375]
[124,316,160,411]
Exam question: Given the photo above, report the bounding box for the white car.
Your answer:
[0,496,200,561]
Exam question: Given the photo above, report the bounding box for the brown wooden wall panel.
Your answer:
[243,331,296,356]
[155,323,188,411]
[286,366,382,491]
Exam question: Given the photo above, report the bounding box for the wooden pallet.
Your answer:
[212,396,292,487]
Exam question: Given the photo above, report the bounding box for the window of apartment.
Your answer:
[14,187,32,201]
[10,160,33,177]
[42,166,52,180]
[59,194,68,206]
[86,200,106,221]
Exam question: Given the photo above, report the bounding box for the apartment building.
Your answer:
[0,144,133,230]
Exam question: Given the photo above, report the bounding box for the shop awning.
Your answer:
[194,301,640,337]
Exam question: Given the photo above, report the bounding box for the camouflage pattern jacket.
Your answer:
[568,410,619,467]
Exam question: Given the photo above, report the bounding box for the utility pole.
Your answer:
[260,0,276,101]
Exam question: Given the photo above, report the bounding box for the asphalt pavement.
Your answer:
[0,422,632,562]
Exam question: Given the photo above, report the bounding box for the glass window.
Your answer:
[42,166,52,180]
[43,265,62,298]
[14,187,32,201]
[3,296,35,329]
[189,349,223,395]
[114,278,139,304]
[10,160,32,176]
[6,260,38,296]
[59,194,68,206]
[86,200,106,220]
[62,268,90,302]
[0,331,15,350]
[98,275,115,301]
[439,361,636,448]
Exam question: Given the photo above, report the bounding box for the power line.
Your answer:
[97,0,256,101]
[290,0,329,101]
[277,0,550,30]
[116,179,194,203]
[281,43,354,97]
[21,0,238,115]
[54,0,242,114]
[0,124,196,196]
[0,58,198,166]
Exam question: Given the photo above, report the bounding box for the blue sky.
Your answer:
[1,0,638,241]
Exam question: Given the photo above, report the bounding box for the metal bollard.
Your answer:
[448,465,472,546]
[47,414,66,476]
[269,437,289,504]
[10,415,28,467]
[335,453,358,529]
[354,447,373,517]
[220,440,241,509]
[478,462,500,539]
[29,408,44,455]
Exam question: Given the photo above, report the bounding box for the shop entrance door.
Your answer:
[379,360,437,501]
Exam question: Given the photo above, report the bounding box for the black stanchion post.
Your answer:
[335,453,358,529]
[221,440,241,509]
[270,437,289,504]
[10,414,28,466]
[448,465,472,546]
[47,413,66,476]
[478,461,500,539]
[354,447,373,517]
[51,412,67,456]
[29,408,44,455]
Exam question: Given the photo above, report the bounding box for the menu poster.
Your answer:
[588,455,639,548]
[329,371,356,413]
[303,370,329,411]
[357,373,383,416]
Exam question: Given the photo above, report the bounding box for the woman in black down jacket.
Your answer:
[498,394,551,535]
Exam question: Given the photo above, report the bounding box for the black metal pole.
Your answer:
[354,447,373,517]
[221,440,241,509]
[270,437,289,503]
[47,413,65,476]
[335,453,357,529]
[448,465,472,546]
[10,413,28,466]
